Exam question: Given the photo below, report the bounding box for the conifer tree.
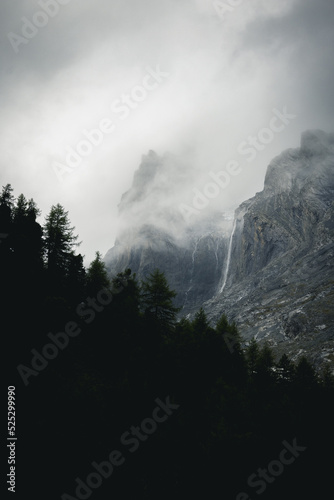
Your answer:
[0,184,14,237]
[66,253,86,302]
[276,353,295,385]
[141,269,179,330]
[257,341,275,373]
[43,203,80,276]
[192,307,210,334]
[13,193,28,223]
[216,314,242,354]
[86,251,110,296]
[0,184,14,210]
[294,356,318,389]
[27,198,41,220]
[245,337,260,377]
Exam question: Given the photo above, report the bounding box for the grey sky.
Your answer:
[1,0,333,265]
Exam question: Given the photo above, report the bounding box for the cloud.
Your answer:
[0,0,333,265]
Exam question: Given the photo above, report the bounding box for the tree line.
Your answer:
[2,183,334,500]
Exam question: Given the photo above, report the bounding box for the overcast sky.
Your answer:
[1,0,334,265]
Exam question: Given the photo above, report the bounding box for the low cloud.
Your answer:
[0,0,333,264]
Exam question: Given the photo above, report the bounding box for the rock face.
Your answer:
[204,130,334,367]
[104,151,233,309]
[104,131,334,369]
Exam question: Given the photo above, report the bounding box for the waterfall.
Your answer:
[214,238,219,275]
[183,236,202,308]
[220,218,237,293]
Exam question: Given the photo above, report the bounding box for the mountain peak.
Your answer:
[141,149,160,162]
[105,133,334,369]
[118,150,162,213]
[263,130,334,196]
[300,129,334,156]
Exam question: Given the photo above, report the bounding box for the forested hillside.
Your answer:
[2,184,334,499]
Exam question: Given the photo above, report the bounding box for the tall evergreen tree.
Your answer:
[257,341,275,373]
[86,251,110,296]
[276,353,295,385]
[294,356,318,390]
[27,198,41,220]
[245,337,260,377]
[192,307,210,335]
[0,183,14,210]
[141,269,179,331]
[66,253,86,303]
[43,203,80,277]
[254,341,277,391]
[0,184,14,241]
[216,314,242,354]
[13,193,28,223]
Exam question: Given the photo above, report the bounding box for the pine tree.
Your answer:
[0,184,14,210]
[86,251,110,296]
[192,307,210,335]
[254,341,277,389]
[13,193,28,223]
[141,269,179,331]
[109,269,140,331]
[66,253,86,302]
[0,185,14,300]
[294,356,318,389]
[276,353,295,385]
[43,203,80,276]
[257,341,275,373]
[216,314,242,354]
[175,317,193,337]
[245,338,260,377]
[0,184,14,238]
[27,198,41,220]
[12,194,43,268]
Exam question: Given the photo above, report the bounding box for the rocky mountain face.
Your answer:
[104,150,234,310]
[104,131,334,369]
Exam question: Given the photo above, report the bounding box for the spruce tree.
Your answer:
[43,203,80,276]
[257,341,275,373]
[86,251,110,296]
[294,356,318,389]
[0,184,14,239]
[245,337,260,377]
[276,353,295,385]
[192,307,210,335]
[13,193,28,223]
[0,184,14,210]
[216,314,242,354]
[141,269,179,331]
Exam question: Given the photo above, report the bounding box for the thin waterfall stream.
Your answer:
[220,218,237,293]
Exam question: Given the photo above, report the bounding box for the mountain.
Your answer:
[104,130,334,369]
[104,149,234,309]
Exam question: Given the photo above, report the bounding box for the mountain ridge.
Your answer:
[104,130,334,370]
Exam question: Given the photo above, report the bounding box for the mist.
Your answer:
[1,0,334,265]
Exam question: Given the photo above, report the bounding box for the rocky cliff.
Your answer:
[104,150,234,310]
[104,130,334,369]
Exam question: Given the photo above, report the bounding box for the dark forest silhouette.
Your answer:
[2,184,334,499]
